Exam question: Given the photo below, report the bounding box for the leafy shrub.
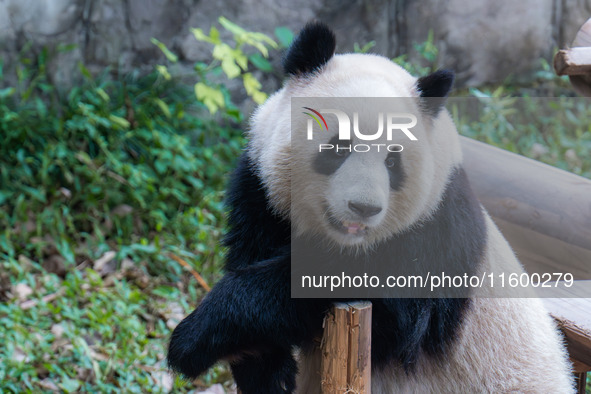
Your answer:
[0,53,240,279]
[154,16,293,115]
[1,53,234,390]
[452,92,591,179]
[0,18,294,392]
[393,30,439,77]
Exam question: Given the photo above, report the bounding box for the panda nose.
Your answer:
[348,201,382,218]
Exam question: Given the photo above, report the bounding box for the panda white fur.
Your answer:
[168,22,574,393]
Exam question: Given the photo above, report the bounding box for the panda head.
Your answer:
[249,22,463,249]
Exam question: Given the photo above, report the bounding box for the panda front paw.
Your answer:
[230,349,298,394]
[167,311,215,379]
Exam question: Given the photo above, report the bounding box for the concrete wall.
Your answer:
[0,0,590,88]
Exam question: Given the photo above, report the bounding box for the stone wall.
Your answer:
[0,0,590,88]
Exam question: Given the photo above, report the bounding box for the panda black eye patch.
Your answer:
[313,135,351,175]
[386,151,405,190]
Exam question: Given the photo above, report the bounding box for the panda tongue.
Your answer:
[347,223,360,234]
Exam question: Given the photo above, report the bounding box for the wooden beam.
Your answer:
[461,137,591,277]
[554,47,591,76]
[574,372,587,394]
[556,17,591,96]
[571,358,591,374]
[321,301,372,394]
[571,360,590,394]
[572,18,591,48]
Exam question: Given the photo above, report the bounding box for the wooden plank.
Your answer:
[559,17,591,96]
[321,305,348,392]
[544,297,591,332]
[321,301,372,394]
[348,302,372,391]
[554,47,591,76]
[540,289,591,374]
[571,359,591,374]
[572,359,589,393]
[461,137,591,278]
[492,217,591,279]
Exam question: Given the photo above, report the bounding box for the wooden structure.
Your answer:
[554,17,591,96]
[320,302,372,393]
[553,17,591,393]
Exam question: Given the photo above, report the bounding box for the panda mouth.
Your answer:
[341,220,368,235]
[327,213,369,236]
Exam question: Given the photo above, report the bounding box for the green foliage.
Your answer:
[393,30,439,77]
[0,54,241,275]
[0,20,293,392]
[388,32,590,180]
[0,40,244,391]
[274,26,295,49]
[2,263,171,392]
[353,41,377,54]
[154,17,293,114]
[0,252,235,391]
[452,92,591,179]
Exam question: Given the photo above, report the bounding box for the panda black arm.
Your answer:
[167,255,328,392]
[230,347,299,394]
[223,152,291,270]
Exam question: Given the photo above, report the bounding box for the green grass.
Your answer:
[0,256,236,392]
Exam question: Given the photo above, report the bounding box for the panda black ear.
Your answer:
[416,70,455,117]
[283,21,336,76]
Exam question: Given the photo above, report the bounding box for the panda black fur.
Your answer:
[168,22,573,393]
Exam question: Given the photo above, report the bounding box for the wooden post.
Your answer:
[574,372,587,394]
[553,17,591,96]
[320,301,372,393]
[572,359,590,394]
[553,47,591,75]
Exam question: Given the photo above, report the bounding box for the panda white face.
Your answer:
[322,140,392,240]
[248,26,463,250]
[316,137,400,246]
[289,92,439,248]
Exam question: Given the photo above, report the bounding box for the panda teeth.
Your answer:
[341,221,367,232]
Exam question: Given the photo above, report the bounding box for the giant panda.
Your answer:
[167,22,574,393]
